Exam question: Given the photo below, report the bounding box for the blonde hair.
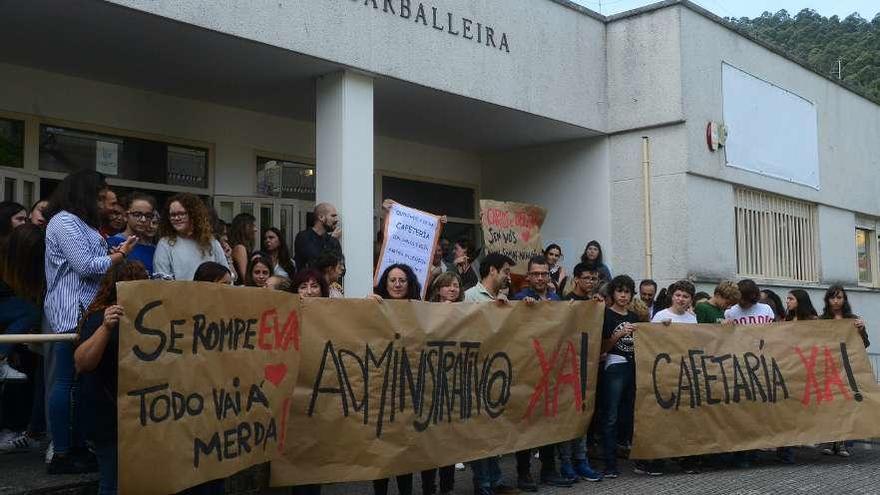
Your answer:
[628,298,650,322]
[715,281,741,302]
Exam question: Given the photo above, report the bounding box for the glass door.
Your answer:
[214,196,313,253]
[0,168,40,207]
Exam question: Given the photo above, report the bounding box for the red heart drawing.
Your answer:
[264,363,287,386]
[521,229,531,242]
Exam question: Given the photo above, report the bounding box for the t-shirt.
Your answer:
[107,234,156,274]
[153,236,229,281]
[724,302,775,325]
[651,308,697,324]
[512,287,561,302]
[79,311,118,445]
[602,308,640,365]
[694,302,725,324]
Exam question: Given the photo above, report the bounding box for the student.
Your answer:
[0,201,28,234]
[463,253,518,495]
[153,193,229,281]
[262,227,296,279]
[820,285,868,458]
[564,264,599,301]
[600,275,641,479]
[428,272,463,303]
[784,289,818,321]
[244,256,272,288]
[228,213,256,284]
[370,263,421,495]
[74,260,150,495]
[0,225,44,381]
[759,289,785,322]
[193,262,232,284]
[314,251,344,298]
[294,203,341,270]
[544,244,568,294]
[107,192,158,275]
[446,237,479,292]
[651,280,697,324]
[638,279,658,319]
[29,199,49,228]
[580,240,611,282]
[44,170,136,474]
[693,292,711,306]
[694,281,740,324]
[723,280,775,325]
[291,269,329,298]
[511,256,573,488]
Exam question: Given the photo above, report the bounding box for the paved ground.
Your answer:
[3,443,879,494]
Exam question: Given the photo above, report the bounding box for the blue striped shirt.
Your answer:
[44,211,112,333]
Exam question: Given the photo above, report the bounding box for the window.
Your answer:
[856,228,874,285]
[734,188,818,282]
[256,157,315,200]
[39,125,209,188]
[0,117,24,168]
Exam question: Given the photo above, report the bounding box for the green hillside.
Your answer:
[726,9,880,104]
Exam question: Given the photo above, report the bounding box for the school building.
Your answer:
[0,0,878,362]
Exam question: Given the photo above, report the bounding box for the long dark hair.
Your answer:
[83,260,149,317]
[375,263,421,301]
[2,224,46,304]
[0,201,26,238]
[193,261,231,283]
[245,256,272,287]
[229,213,256,252]
[263,227,295,276]
[159,193,215,255]
[760,289,785,321]
[45,170,107,228]
[785,289,817,321]
[580,240,604,265]
[821,285,856,319]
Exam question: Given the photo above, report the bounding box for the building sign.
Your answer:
[356,0,511,53]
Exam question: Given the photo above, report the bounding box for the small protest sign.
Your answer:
[374,203,442,299]
[117,282,301,495]
[270,298,603,486]
[479,200,546,276]
[631,320,880,459]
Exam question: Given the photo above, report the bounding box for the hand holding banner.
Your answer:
[117,282,301,495]
[480,200,546,276]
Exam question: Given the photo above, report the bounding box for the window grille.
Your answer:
[734,188,818,282]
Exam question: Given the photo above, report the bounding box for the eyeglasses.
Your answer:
[169,212,189,220]
[528,271,550,278]
[578,276,599,282]
[128,211,158,222]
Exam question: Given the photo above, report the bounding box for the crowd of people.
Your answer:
[0,169,872,495]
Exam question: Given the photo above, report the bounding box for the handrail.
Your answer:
[0,334,78,344]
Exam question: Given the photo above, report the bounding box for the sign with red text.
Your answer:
[374,203,442,299]
[631,320,880,459]
[479,200,546,276]
[270,298,603,486]
[117,282,301,495]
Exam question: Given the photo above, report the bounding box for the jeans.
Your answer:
[420,467,453,494]
[516,445,558,477]
[600,362,635,471]
[373,474,413,495]
[0,296,40,357]
[94,441,117,495]
[558,436,587,463]
[47,340,82,454]
[291,485,322,495]
[471,457,502,489]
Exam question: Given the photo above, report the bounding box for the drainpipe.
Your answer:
[642,136,653,279]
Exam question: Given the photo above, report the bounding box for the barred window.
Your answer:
[734,188,818,282]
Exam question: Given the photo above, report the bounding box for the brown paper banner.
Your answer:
[632,320,880,459]
[479,200,547,276]
[117,282,301,495]
[271,298,602,486]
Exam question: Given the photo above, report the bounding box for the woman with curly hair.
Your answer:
[153,193,229,281]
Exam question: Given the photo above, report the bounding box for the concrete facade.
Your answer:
[0,0,878,343]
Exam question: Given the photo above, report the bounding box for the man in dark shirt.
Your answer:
[294,203,341,270]
[511,256,571,490]
[563,263,599,301]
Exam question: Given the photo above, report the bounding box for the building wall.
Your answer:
[107,0,609,132]
[480,137,610,274]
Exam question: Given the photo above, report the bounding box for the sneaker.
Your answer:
[455,462,466,471]
[45,441,54,464]
[837,447,851,458]
[0,362,26,382]
[821,444,836,456]
[633,461,664,476]
[539,472,574,487]
[516,473,538,492]
[0,429,16,443]
[602,468,620,479]
[0,432,40,453]
[574,460,603,481]
[559,462,578,483]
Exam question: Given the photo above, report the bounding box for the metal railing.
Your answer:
[0,334,77,344]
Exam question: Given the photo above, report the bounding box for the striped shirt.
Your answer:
[44,211,112,333]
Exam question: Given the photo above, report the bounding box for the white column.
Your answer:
[316,71,374,297]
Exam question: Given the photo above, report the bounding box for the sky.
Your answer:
[569,0,880,19]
